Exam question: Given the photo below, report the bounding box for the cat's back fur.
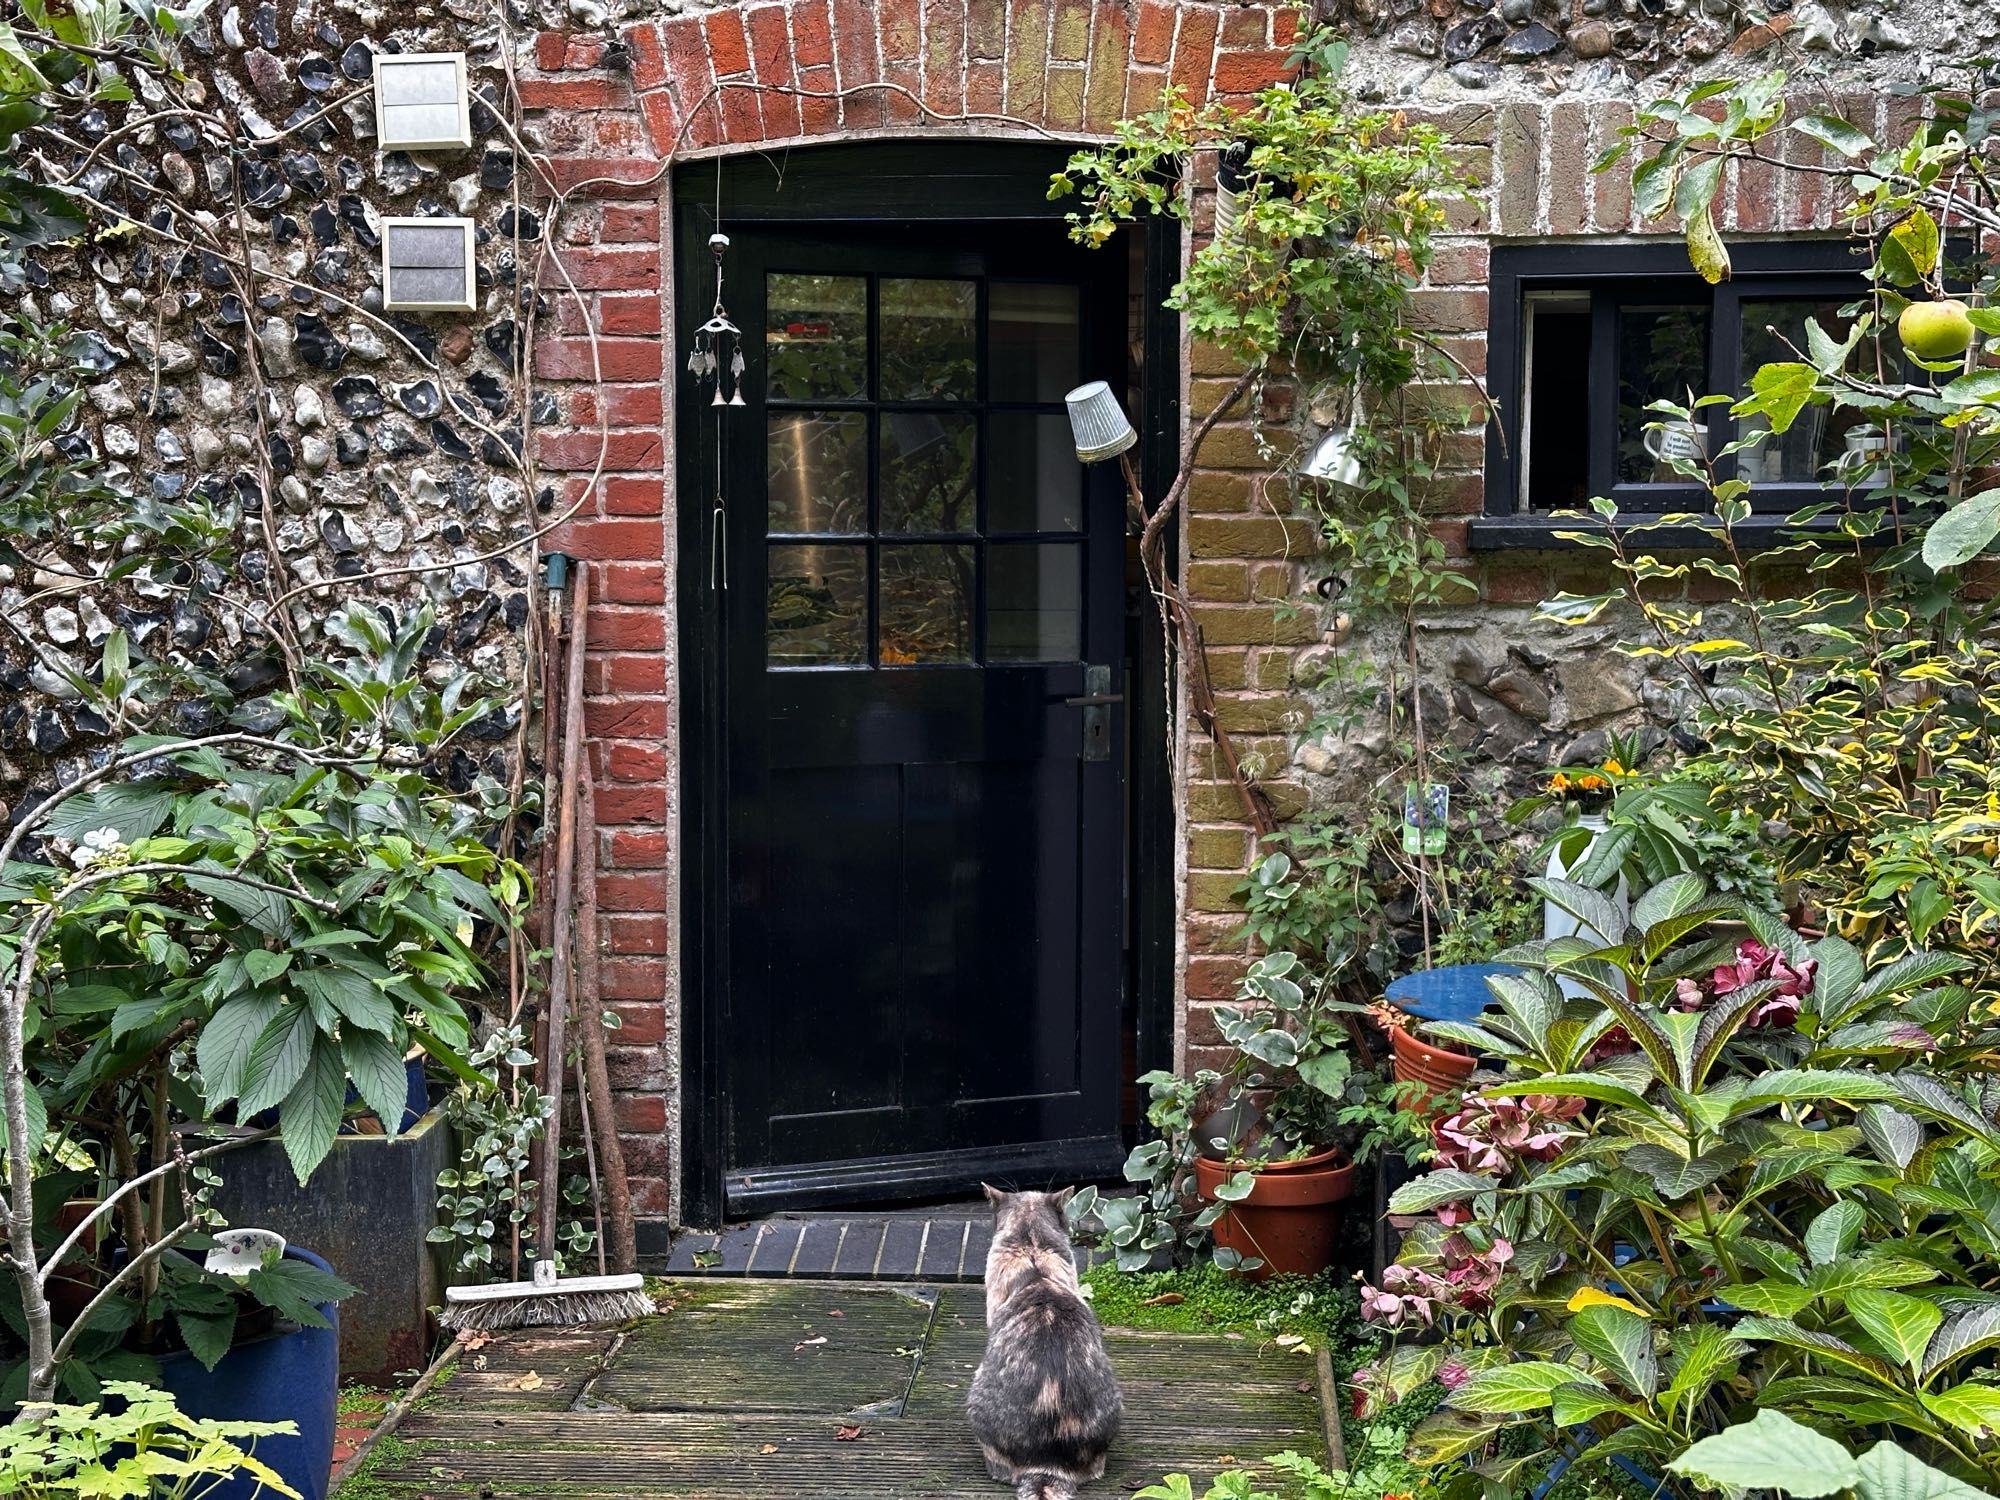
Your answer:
[966,1186,1122,1500]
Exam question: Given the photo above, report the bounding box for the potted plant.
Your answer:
[1182,951,1383,1279]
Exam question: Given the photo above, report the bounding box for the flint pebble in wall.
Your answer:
[381,218,476,313]
[373,52,472,151]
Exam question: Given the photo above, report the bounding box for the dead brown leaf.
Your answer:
[834,1425,863,1442]
[454,1331,492,1350]
[1139,1292,1185,1307]
[509,1371,544,1391]
[758,1444,780,1455]
[1296,1380,1315,1393]
[794,1335,829,1352]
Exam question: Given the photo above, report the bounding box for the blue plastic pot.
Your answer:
[157,1245,339,1500]
[1384,962,1522,1027]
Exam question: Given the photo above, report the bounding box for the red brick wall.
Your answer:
[518,0,1304,1236]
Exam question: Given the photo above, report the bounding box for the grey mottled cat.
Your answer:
[966,1186,1123,1500]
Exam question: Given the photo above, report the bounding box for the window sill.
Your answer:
[1465,512,1895,553]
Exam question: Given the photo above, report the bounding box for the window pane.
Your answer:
[767,411,867,534]
[880,544,974,664]
[989,282,1080,402]
[880,412,976,534]
[986,413,1084,532]
[987,543,1082,662]
[766,274,866,401]
[880,278,976,400]
[1616,305,1709,484]
[767,543,866,665]
[1522,296,1591,511]
[1738,299,1865,485]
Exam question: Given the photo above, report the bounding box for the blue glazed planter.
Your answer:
[1384,962,1521,1027]
[157,1245,339,1500]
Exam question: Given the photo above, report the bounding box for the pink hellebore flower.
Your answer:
[1710,940,1816,1028]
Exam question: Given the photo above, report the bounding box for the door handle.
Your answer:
[1068,665,1118,762]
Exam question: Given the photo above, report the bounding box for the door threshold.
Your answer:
[724,1136,1128,1218]
[662,1208,1113,1283]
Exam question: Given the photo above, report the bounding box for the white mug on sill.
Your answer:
[1642,420,1709,468]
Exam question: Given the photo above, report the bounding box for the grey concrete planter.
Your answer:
[206,1103,452,1383]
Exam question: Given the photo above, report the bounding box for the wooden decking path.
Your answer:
[344,1280,1332,1498]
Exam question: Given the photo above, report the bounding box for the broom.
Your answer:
[442,564,651,1331]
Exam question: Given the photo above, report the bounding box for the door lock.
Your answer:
[1066,665,1121,762]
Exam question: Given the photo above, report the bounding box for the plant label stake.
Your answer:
[1403,782,1449,857]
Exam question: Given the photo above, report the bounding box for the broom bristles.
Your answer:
[439,1286,655,1332]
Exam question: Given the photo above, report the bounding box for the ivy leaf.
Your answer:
[1922,488,2000,572]
[1669,1409,1859,1496]
[1569,1302,1657,1397]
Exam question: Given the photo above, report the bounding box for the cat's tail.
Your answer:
[1014,1474,1077,1500]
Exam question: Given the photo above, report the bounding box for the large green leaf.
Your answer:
[1733,1316,1901,1382]
[236,1003,318,1118]
[1569,1302,1657,1397]
[1479,1073,1657,1114]
[187,868,296,940]
[1734,1070,1903,1112]
[278,1037,349,1183]
[1450,1360,1594,1415]
[1726,1280,1818,1318]
[1923,1303,2000,1382]
[1669,1409,1859,1496]
[1854,1437,1994,1500]
[1387,1169,1502,1214]
[296,966,396,1036]
[1793,112,1875,158]
[1549,1382,1641,1426]
[1920,1382,2000,1443]
[196,992,282,1107]
[1806,1200,1866,1267]
[1631,872,1710,932]
[1859,1105,1923,1172]
[173,1303,237,1372]
[0,1081,48,1159]
[342,1028,411,1137]
[1530,877,1628,946]
[242,1255,357,1328]
[1847,1289,1943,1373]
[1662,1324,1747,1423]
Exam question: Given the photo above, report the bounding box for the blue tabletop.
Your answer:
[1384,963,1520,1024]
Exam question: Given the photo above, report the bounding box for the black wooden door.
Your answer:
[719,222,1128,1211]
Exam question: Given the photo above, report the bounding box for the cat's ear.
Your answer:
[981,1182,1006,1206]
[1051,1186,1076,1211]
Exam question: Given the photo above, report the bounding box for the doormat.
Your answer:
[662,1212,1110,1282]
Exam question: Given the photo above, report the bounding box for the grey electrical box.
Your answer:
[381,218,477,312]
[373,52,472,150]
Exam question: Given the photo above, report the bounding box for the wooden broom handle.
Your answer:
[539,566,591,1264]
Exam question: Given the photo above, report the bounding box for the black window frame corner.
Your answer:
[1475,235,1877,551]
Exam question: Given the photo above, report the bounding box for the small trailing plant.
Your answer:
[0,1380,299,1496]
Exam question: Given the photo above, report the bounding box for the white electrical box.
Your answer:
[373,52,473,150]
[381,218,477,312]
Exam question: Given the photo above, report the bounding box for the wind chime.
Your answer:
[686,226,742,589]
[687,229,746,408]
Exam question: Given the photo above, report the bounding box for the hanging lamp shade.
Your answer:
[1302,426,1365,493]
[1065,380,1137,463]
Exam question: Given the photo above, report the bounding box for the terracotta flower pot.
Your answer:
[1390,1025,1476,1114]
[1194,1146,1356,1280]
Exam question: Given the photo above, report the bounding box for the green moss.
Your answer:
[336,1384,389,1417]
[331,1433,415,1500]
[1081,1262,1367,1356]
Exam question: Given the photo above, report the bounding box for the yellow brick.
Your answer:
[1192,605,1318,646]
[1187,560,1250,601]
[1187,871,1250,913]
[1188,516,1321,560]
[1190,826,1253,869]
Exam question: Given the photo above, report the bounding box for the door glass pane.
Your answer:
[879,544,973,664]
[986,412,1083,533]
[989,283,1079,402]
[880,278,976,401]
[880,413,976,534]
[988,542,1082,662]
[767,274,866,401]
[768,543,866,665]
[1616,304,1709,484]
[767,411,868,534]
[1738,298,1865,485]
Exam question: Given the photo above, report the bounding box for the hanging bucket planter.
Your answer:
[1389,1025,1477,1111]
[1382,962,1518,1115]
[1194,1147,1357,1280]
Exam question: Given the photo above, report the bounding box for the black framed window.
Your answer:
[1477,240,1877,544]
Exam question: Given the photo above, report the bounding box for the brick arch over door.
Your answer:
[517,2,1296,1239]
